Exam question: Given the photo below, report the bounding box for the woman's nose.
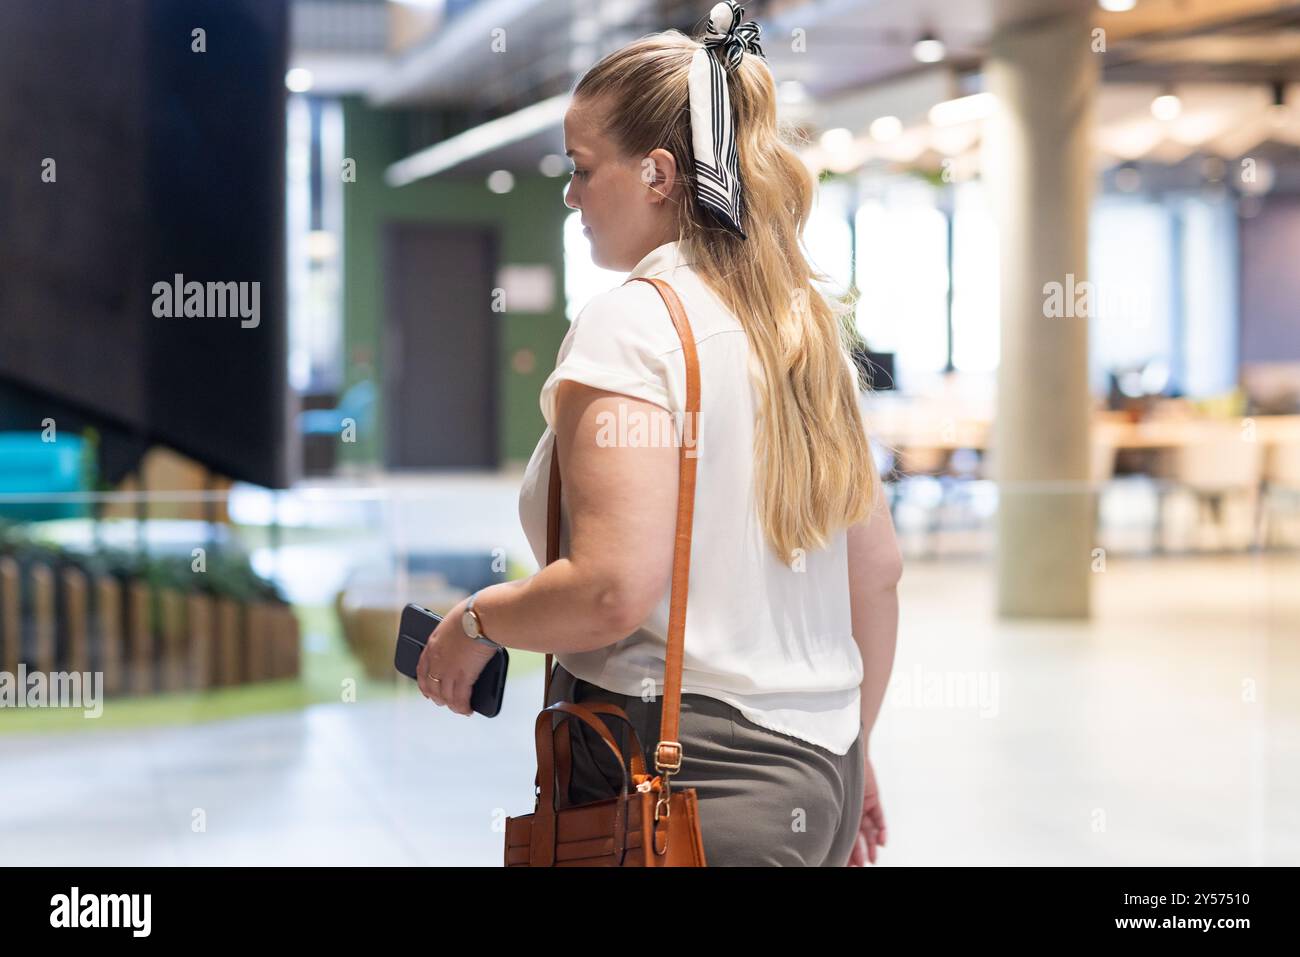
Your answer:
[564,180,580,211]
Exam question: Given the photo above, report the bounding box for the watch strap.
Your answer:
[466,591,498,647]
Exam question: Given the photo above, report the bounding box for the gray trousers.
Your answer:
[544,663,865,866]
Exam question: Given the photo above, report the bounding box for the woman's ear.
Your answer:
[641,148,679,204]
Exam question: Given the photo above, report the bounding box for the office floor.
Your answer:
[2,552,1296,866]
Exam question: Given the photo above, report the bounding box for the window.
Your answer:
[1176,193,1237,397]
[804,180,854,297]
[854,181,950,386]
[286,95,344,392]
[950,179,999,374]
[1088,197,1174,395]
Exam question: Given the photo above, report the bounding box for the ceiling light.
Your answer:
[285,68,313,93]
[385,94,569,186]
[1151,92,1181,121]
[869,115,903,142]
[912,34,946,63]
[538,154,567,177]
[305,230,337,262]
[1098,0,1137,11]
[819,127,854,153]
[928,92,995,127]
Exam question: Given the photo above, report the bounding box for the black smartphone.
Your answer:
[394,603,508,717]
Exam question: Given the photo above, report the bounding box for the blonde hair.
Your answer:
[574,29,880,565]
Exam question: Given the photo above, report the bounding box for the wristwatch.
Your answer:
[461,590,501,650]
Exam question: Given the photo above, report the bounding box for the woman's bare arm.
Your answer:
[467,379,679,655]
[848,481,903,750]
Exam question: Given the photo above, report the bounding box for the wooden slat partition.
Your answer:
[0,557,18,676]
[95,575,123,695]
[243,601,268,683]
[30,563,55,675]
[159,588,186,692]
[186,592,214,689]
[61,566,89,675]
[265,602,300,680]
[127,581,152,694]
[216,598,240,686]
[0,551,300,697]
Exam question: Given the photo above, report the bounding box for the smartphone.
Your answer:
[394,603,508,717]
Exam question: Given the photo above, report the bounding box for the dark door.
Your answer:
[381,224,498,469]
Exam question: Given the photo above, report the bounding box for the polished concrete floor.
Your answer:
[2,552,1296,866]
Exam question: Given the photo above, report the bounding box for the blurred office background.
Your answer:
[0,0,1297,865]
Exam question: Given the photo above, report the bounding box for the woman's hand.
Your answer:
[846,752,887,866]
[415,597,499,716]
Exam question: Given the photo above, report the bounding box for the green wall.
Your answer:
[340,95,570,468]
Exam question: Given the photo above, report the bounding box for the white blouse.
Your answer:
[516,240,863,756]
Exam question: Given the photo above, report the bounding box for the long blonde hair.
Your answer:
[574,29,879,565]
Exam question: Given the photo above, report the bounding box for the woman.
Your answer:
[417,2,902,866]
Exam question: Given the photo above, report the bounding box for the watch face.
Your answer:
[462,610,479,638]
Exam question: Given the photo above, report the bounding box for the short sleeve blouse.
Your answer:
[517,239,865,757]
[537,280,679,430]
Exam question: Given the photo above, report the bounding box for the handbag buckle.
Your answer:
[654,740,682,774]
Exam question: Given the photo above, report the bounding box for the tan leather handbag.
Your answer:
[504,276,707,866]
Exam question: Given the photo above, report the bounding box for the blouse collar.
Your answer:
[627,239,694,280]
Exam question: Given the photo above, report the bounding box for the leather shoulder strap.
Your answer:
[541,276,701,777]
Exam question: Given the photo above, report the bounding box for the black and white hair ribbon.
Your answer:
[689,1,765,239]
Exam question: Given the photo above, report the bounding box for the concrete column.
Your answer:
[985,10,1098,618]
